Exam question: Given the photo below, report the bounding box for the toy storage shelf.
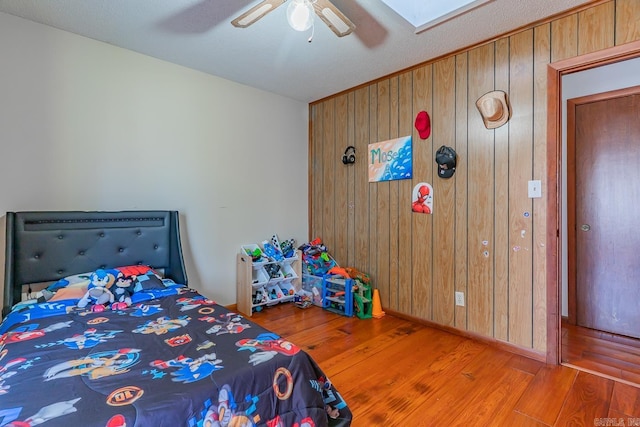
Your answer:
[322,274,353,317]
[236,249,302,317]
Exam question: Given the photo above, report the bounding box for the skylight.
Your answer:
[380,0,494,34]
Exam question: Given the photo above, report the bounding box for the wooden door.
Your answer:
[568,86,640,339]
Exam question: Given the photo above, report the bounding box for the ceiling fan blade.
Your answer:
[312,0,355,37]
[231,0,287,28]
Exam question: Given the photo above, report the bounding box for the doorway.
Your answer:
[562,87,640,385]
[546,40,640,381]
[567,87,640,339]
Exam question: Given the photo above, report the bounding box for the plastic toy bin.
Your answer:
[242,244,267,264]
[280,263,298,279]
[279,280,296,297]
[302,274,324,307]
[251,267,269,287]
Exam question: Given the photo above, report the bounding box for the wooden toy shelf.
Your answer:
[236,249,302,317]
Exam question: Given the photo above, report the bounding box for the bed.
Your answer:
[0,211,351,427]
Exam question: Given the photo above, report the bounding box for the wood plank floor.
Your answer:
[250,305,640,426]
[562,320,640,387]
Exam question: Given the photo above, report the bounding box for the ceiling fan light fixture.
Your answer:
[287,0,314,31]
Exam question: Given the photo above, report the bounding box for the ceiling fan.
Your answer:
[231,0,355,38]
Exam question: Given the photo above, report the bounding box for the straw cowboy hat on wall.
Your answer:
[476,90,511,129]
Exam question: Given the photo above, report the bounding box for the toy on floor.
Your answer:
[294,293,312,309]
[322,274,353,317]
[372,289,385,318]
[353,280,373,319]
[328,266,350,278]
[344,267,370,284]
[330,266,372,319]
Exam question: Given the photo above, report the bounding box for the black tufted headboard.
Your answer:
[3,210,188,317]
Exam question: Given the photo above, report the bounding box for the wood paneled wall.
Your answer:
[309,0,640,355]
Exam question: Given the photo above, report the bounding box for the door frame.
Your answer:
[546,39,640,364]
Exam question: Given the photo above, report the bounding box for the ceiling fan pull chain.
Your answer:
[308,22,315,43]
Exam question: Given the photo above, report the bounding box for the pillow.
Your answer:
[162,278,181,287]
[133,273,165,292]
[43,265,160,303]
[47,271,93,292]
[9,298,39,313]
[115,265,161,280]
[48,286,88,302]
[46,266,157,291]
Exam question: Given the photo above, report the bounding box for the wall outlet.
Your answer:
[455,291,465,307]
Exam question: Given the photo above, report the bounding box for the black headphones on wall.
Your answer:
[342,146,356,165]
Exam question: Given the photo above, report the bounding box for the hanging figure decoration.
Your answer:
[411,182,433,214]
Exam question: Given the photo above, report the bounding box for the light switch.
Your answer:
[528,180,542,198]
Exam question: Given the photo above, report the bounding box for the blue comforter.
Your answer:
[0,288,351,427]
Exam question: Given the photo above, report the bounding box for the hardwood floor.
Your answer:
[562,320,640,387]
[250,305,640,426]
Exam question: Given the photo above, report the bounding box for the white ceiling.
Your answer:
[0,0,594,103]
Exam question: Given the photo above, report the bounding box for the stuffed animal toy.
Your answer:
[77,269,115,309]
[111,273,136,307]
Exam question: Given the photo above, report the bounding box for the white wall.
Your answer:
[0,12,309,307]
[561,57,640,316]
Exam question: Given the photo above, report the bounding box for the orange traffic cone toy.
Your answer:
[372,288,385,318]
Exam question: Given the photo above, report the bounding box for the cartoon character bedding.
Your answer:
[0,267,351,427]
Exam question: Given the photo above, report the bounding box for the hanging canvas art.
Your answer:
[411,182,433,214]
[368,135,413,182]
